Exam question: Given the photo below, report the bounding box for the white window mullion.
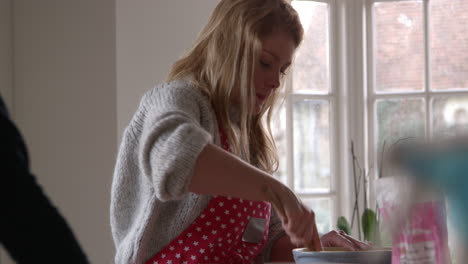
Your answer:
[329,0,341,227]
[336,0,369,233]
[423,0,431,139]
[286,88,295,190]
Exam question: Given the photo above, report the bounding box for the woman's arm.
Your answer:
[190,143,322,251]
[269,234,296,262]
[269,231,372,262]
[189,143,276,201]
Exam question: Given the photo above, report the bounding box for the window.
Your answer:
[272,0,336,234]
[272,0,468,235]
[368,0,468,203]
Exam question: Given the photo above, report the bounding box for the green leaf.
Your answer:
[362,209,377,242]
[336,216,351,235]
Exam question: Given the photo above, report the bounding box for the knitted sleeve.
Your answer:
[137,82,213,201]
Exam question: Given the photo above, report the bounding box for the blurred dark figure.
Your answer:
[0,95,89,263]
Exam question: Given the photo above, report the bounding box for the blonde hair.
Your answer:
[167,0,303,173]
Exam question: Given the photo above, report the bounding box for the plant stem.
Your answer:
[350,141,362,240]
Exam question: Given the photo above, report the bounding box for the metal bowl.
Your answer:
[293,247,392,264]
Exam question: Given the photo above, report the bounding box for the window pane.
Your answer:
[302,198,332,234]
[374,1,424,93]
[430,0,468,91]
[432,96,468,137]
[271,102,287,185]
[291,1,329,94]
[293,99,330,192]
[376,99,425,155]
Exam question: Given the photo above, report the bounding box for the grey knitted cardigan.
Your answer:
[110,80,285,264]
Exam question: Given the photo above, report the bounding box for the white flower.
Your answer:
[235,227,239,231]
[169,246,174,251]
[215,216,220,221]
[218,238,223,242]
[227,233,231,237]
[249,201,253,206]
[202,235,208,240]
[166,261,172,264]
[210,208,215,212]
[258,204,261,208]
[153,261,158,264]
[161,254,166,258]
[178,240,183,244]
[209,243,214,248]
[219,202,224,207]
[184,246,190,251]
[227,239,232,243]
[191,255,196,260]
[224,210,230,215]
[187,233,192,237]
[221,224,226,229]
[237,213,241,217]
[200,249,205,254]
[230,219,235,223]
[206,222,211,226]
[214,256,220,261]
[175,253,181,258]
[193,241,199,246]
[233,204,237,209]
[211,230,217,235]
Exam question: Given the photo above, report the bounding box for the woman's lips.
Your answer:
[256,93,267,103]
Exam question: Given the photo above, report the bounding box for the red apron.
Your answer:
[145,129,271,264]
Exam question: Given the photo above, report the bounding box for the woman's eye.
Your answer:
[280,68,288,76]
[260,61,270,68]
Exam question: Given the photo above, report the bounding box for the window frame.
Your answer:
[366,0,468,208]
[285,0,468,234]
[282,0,340,232]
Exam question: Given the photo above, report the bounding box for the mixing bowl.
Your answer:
[293,247,392,264]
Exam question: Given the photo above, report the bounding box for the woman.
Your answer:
[111,0,368,263]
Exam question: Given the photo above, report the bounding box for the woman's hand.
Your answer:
[263,181,322,251]
[321,230,371,251]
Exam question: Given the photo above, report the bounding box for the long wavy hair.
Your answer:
[167,0,303,173]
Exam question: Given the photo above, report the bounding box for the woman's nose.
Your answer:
[268,72,281,90]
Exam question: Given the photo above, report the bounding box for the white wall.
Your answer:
[11,0,116,263]
[0,1,14,262]
[116,0,219,139]
[2,1,220,263]
[0,0,12,112]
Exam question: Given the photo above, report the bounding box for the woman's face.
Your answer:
[253,30,296,112]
